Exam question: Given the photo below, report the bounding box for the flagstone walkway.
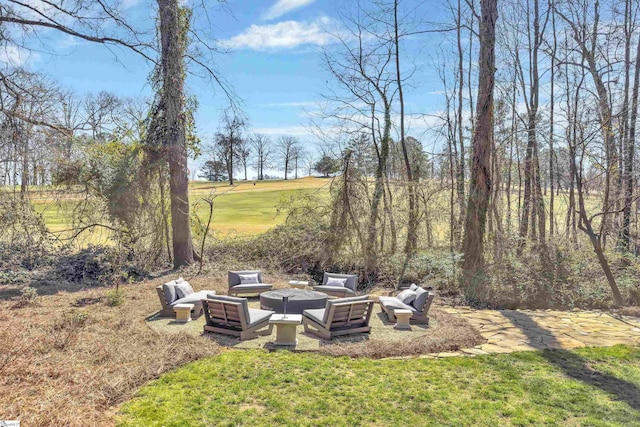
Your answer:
[440,307,640,357]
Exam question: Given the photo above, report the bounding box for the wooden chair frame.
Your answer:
[156,285,177,317]
[303,299,374,340]
[202,298,273,340]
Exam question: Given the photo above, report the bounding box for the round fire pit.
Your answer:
[260,289,328,314]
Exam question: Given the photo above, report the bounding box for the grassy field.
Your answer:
[117,345,640,426]
[26,176,609,244]
[29,177,332,237]
[191,179,330,235]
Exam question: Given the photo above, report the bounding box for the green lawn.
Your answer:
[193,187,326,235]
[26,177,607,243]
[28,178,332,238]
[117,345,640,426]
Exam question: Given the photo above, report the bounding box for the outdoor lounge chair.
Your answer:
[202,294,275,340]
[312,272,358,298]
[156,277,215,318]
[378,284,435,325]
[302,296,374,340]
[227,270,273,296]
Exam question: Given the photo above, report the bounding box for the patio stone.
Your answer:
[444,306,640,355]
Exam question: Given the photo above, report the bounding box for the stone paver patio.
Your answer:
[443,307,640,357]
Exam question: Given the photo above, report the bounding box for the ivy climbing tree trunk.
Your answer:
[461,0,497,301]
[158,0,196,268]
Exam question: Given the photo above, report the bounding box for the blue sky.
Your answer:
[4,0,454,176]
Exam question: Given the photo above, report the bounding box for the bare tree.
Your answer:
[83,91,122,141]
[323,0,397,276]
[461,0,498,299]
[250,133,271,181]
[620,0,640,251]
[303,151,317,177]
[276,136,299,180]
[0,1,152,60]
[292,144,303,179]
[507,0,549,250]
[236,134,251,180]
[0,70,64,194]
[214,110,245,185]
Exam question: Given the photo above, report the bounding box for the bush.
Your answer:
[19,286,38,305]
[11,286,39,308]
[105,289,125,307]
[380,251,463,289]
[55,246,148,287]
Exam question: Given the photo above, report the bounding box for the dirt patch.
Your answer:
[239,403,266,413]
[73,296,104,307]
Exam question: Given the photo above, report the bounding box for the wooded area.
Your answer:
[2,0,640,308]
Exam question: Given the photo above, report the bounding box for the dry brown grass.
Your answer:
[317,308,485,358]
[0,277,221,427]
[619,306,640,318]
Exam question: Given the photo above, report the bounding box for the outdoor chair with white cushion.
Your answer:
[302,295,374,340]
[312,272,358,298]
[227,270,273,296]
[156,277,215,318]
[378,284,435,325]
[202,294,275,340]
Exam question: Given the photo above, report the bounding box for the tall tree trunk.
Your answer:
[621,3,639,251]
[517,0,546,251]
[159,167,172,263]
[456,0,466,246]
[158,0,196,268]
[366,98,391,278]
[573,142,624,307]
[461,0,497,300]
[228,138,234,185]
[394,0,417,255]
[558,4,617,250]
[507,76,517,234]
[549,6,556,237]
[20,125,29,195]
[284,156,288,180]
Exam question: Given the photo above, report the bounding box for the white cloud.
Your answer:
[263,0,315,20]
[0,45,40,67]
[222,17,332,50]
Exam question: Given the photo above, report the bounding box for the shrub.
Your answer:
[106,289,125,307]
[50,310,90,350]
[17,286,38,307]
[55,246,148,287]
[380,251,463,289]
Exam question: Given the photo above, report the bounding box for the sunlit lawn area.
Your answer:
[28,177,332,238]
[191,180,331,235]
[118,345,640,427]
[25,177,607,243]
